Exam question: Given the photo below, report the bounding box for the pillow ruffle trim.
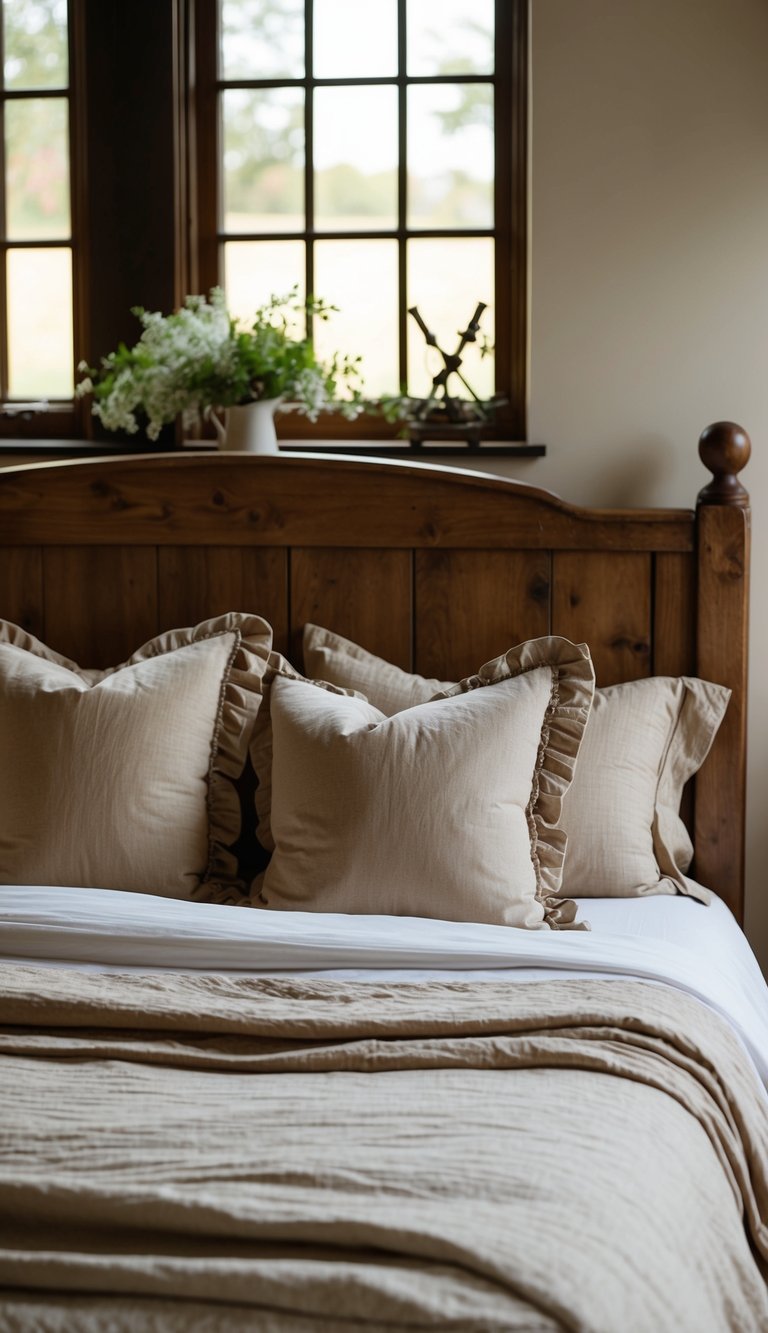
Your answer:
[433,636,596,931]
[188,618,273,905]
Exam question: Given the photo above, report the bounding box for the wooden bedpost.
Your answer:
[694,421,751,921]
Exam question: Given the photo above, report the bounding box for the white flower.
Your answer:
[77,287,365,438]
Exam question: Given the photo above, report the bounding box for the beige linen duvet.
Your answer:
[1,968,767,1332]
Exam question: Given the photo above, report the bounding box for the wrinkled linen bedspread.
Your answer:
[1,969,767,1332]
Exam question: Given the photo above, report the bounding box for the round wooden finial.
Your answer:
[697,421,751,507]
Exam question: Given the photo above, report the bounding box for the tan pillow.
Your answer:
[251,637,595,929]
[302,624,730,903]
[303,623,453,715]
[0,614,273,902]
[558,677,728,900]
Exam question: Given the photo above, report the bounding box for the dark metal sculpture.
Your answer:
[406,301,505,447]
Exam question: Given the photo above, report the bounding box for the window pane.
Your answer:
[407,238,494,400]
[7,246,72,397]
[408,84,493,229]
[314,87,398,231]
[224,240,305,327]
[314,240,398,399]
[3,0,68,90]
[407,0,494,76]
[220,0,304,80]
[313,0,397,78]
[222,89,304,235]
[5,96,70,239]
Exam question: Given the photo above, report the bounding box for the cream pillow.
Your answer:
[303,623,453,715]
[0,614,273,901]
[302,624,730,903]
[251,637,595,929]
[558,677,728,900]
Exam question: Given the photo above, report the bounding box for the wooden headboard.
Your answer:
[0,421,750,920]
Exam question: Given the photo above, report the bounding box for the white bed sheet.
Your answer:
[1,884,768,1089]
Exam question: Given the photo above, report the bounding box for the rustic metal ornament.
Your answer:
[406,302,504,447]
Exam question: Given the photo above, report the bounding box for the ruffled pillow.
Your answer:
[0,614,273,903]
[251,637,595,929]
[302,623,729,903]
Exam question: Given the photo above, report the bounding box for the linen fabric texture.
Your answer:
[0,614,273,902]
[4,967,768,1332]
[304,622,453,715]
[252,636,595,929]
[302,623,730,903]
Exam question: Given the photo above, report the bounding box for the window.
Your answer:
[0,0,82,436]
[194,0,528,441]
[0,2,527,448]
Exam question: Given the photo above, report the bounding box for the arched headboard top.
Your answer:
[0,450,695,550]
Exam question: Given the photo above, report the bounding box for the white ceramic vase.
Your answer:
[214,398,281,454]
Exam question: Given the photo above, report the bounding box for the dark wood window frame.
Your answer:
[0,0,87,439]
[0,0,529,452]
[1,0,188,445]
[192,0,529,443]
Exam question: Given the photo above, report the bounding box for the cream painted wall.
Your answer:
[456,0,768,966]
[529,0,768,969]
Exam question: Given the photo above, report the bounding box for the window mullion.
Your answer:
[304,0,314,332]
[397,0,407,392]
[494,0,527,440]
[0,10,7,400]
[69,0,87,430]
[0,0,78,422]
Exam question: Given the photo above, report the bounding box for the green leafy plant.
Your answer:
[76,287,364,440]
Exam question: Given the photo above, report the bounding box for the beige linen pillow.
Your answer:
[303,623,453,715]
[558,677,728,900]
[302,624,730,903]
[0,614,273,901]
[251,637,595,929]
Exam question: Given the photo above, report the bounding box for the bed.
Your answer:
[0,421,765,1332]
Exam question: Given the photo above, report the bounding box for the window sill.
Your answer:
[0,438,172,456]
[0,439,546,461]
[276,444,545,458]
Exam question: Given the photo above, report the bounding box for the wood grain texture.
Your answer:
[0,547,43,637]
[158,547,289,654]
[551,552,652,687]
[697,421,751,509]
[291,548,412,671]
[43,547,158,668]
[693,505,750,919]
[653,553,696,677]
[0,456,695,551]
[414,550,550,679]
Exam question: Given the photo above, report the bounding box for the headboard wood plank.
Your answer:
[414,550,551,680]
[0,548,43,639]
[157,547,290,656]
[653,553,696,678]
[0,456,694,552]
[551,552,652,686]
[44,547,158,669]
[290,548,413,671]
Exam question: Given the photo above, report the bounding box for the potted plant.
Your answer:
[76,287,364,452]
